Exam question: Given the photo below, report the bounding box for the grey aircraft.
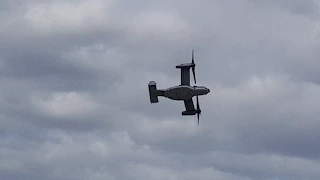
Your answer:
[148,49,210,125]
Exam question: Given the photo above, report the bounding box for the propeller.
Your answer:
[196,95,201,125]
[191,49,196,84]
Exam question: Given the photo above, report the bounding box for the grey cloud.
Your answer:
[251,0,320,17]
[2,0,320,180]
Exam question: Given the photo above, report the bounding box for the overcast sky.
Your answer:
[1,0,320,179]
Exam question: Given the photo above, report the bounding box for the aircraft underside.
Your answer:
[148,49,210,125]
[161,86,194,101]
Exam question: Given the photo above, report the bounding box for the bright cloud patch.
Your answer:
[24,0,114,33]
[129,11,193,42]
[31,92,99,118]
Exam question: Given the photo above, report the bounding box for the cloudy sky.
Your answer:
[1,0,320,179]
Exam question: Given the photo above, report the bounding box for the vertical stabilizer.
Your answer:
[148,81,159,103]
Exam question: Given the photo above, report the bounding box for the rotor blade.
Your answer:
[197,113,199,125]
[191,49,196,84]
[192,67,196,84]
[196,96,200,110]
[196,95,201,125]
[192,49,194,64]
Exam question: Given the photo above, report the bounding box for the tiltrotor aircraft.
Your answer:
[148,49,210,125]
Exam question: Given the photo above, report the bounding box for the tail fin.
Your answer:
[148,81,162,103]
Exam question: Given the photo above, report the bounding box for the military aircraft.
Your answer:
[148,49,210,125]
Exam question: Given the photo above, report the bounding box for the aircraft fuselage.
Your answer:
[159,85,210,101]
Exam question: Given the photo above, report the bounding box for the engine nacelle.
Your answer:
[176,63,195,69]
[182,110,197,115]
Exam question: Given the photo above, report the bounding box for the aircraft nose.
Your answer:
[207,89,210,93]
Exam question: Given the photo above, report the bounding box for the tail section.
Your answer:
[148,81,163,103]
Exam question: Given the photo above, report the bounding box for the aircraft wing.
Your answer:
[184,98,195,111]
[181,68,190,85]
